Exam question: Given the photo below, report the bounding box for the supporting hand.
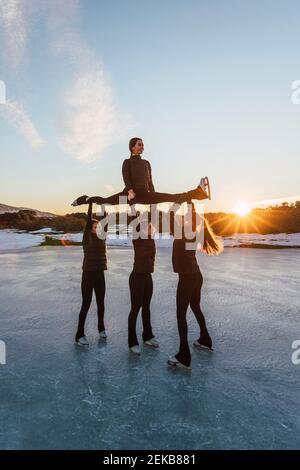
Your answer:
[128,189,136,201]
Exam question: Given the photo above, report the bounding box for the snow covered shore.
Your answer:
[1,228,300,253]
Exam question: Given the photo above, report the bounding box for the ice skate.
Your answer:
[193,336,213,351]
[144,337,159,348]
[71,195,89,207]
[130,345,141,355]
[198,176,211,200]
[75,335,89,347]
[167,356,192,370]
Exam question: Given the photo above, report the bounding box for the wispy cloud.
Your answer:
[104,184,115,193]
[0,100,44,148]
[0,0,27,69]
[61,68,131,162]
[48,8,133,162]
[0,0,44,147]
[0,0,132,160]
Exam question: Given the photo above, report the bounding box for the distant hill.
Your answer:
[0,203,56,218]
[1,201,300,235]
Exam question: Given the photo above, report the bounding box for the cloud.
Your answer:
[104,184,115,193]
[61,68,132,162]
[0,99,44,148]
[0,0,133,160]
[0,0,27,69]
[43,1,133,162]
[0,0,44,147]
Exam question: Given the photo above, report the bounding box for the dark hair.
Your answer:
[91,213,108,233]
[202,218,223,255]
[129,137,142,154]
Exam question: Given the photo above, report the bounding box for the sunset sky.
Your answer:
[1,0,300,215]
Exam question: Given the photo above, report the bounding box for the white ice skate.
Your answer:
[193,340,214,352]
[198,176,211,200]
[75,336,89,347]
[167,356,192,370]
[130,345,141,355]
[144,338,159,348]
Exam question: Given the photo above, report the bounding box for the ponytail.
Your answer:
[190,202,223,255]
[201,217,223,255]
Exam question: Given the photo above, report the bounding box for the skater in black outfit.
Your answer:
[75,202,107,346]
[167,203,223,369]
[71,137,210,207]
[128,219,159,355]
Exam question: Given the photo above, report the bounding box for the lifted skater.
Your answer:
[71,137,210,207]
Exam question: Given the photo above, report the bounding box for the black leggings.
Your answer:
[89,188,207,206]
[75,270,106,340]
[128,272,154,348]
[175,271,209,367]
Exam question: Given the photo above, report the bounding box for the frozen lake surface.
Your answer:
[1,229,300,252]
[0,246,300,450]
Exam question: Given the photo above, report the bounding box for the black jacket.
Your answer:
[132,237,156,273]
[172,238,200,274]
[82,204,107,271]
[122,155,155,193]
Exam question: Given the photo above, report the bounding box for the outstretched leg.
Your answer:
[72,184,209,207]
[88,190,128,205]
[133,187,208,205]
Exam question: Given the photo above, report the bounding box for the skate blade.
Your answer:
[74,341,89,348]
[193,342,214,352]
[144,341,160,348]
[167,359,192,371]
[204,176,211,200]
[129,349,141,356]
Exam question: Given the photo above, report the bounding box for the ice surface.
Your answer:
[0,246,300,450]
[1,229,300,253]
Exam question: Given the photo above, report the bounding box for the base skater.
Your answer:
[167,202,222,370]
[128,219,159,355]
[75,202,107,346]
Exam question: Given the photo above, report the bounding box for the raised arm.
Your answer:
[82,202,93,244]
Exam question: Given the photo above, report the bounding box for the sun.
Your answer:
[234,202,251,217]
